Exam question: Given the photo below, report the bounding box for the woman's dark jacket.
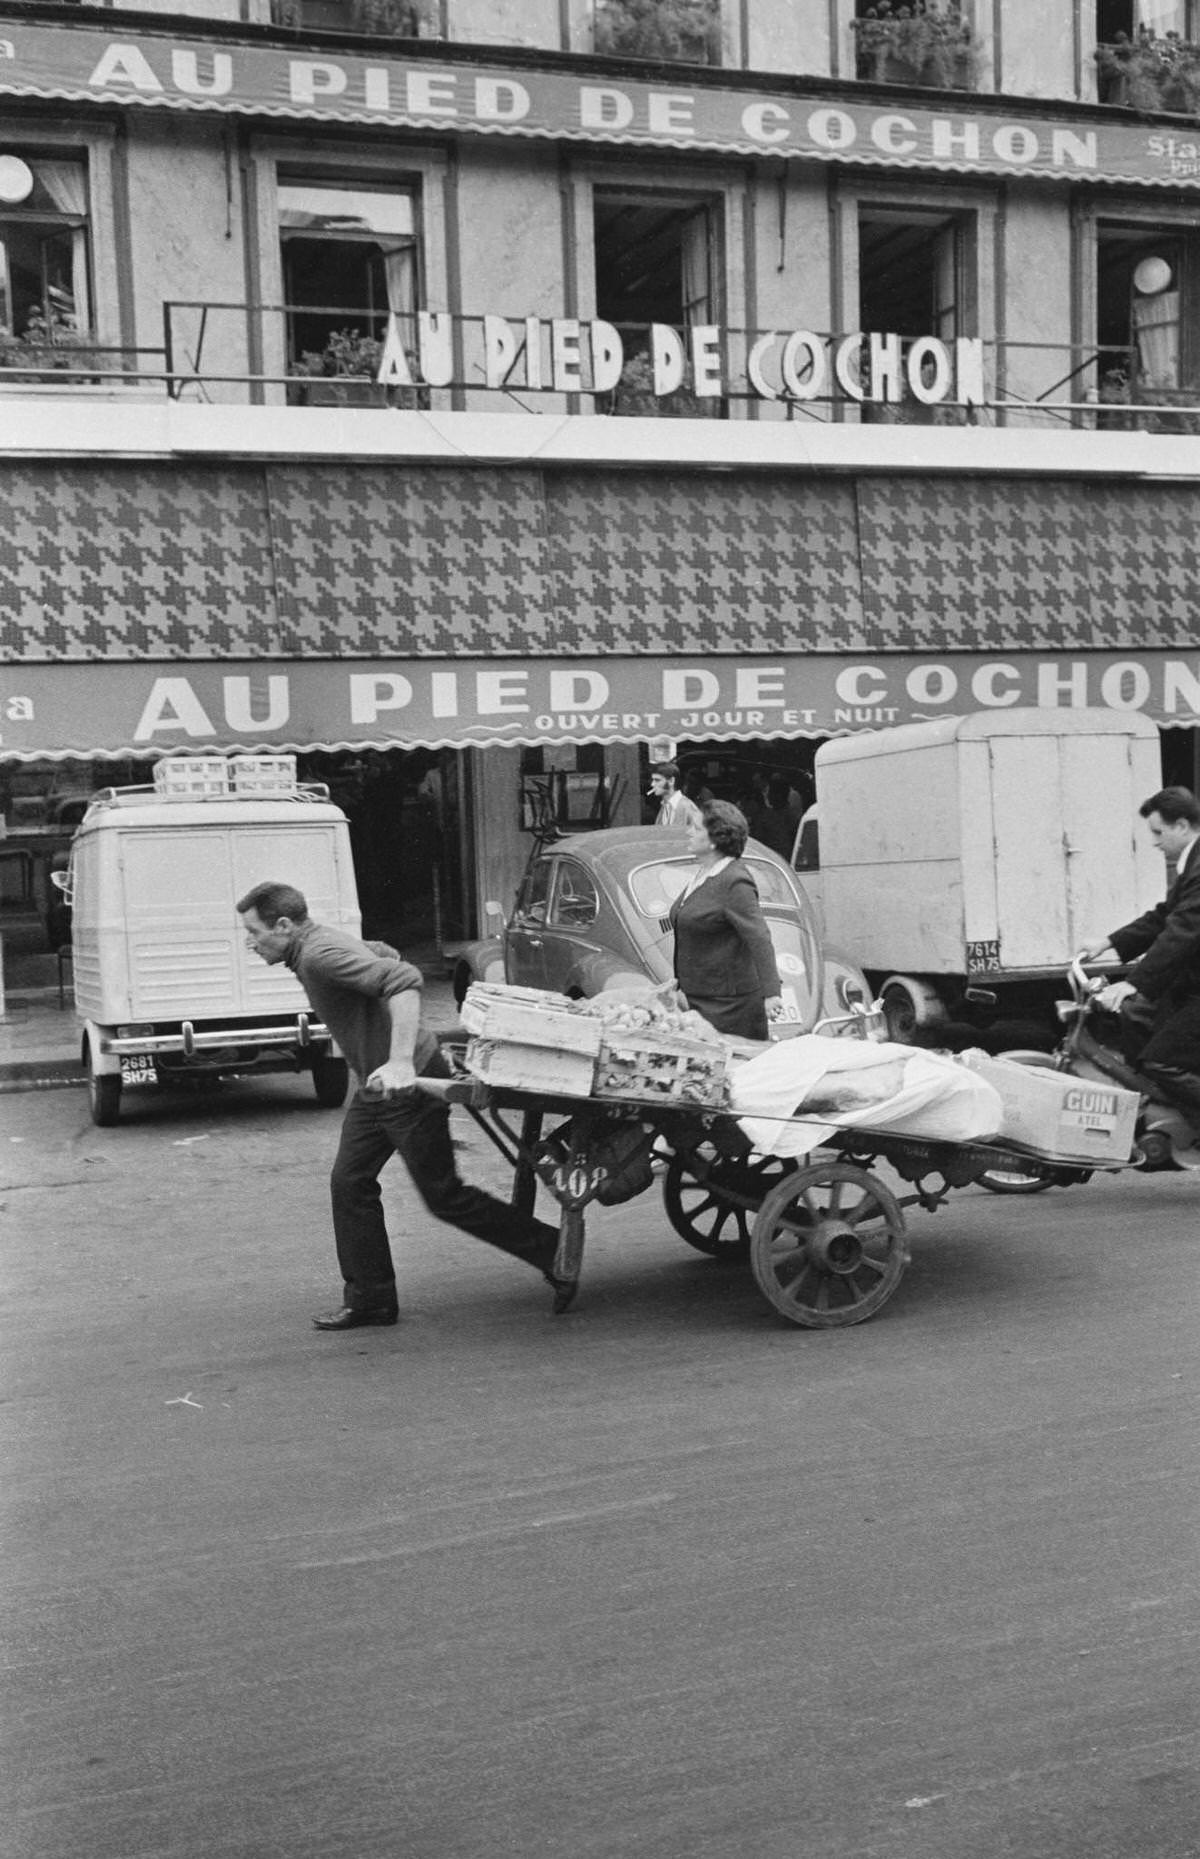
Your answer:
[669,861,782,1040]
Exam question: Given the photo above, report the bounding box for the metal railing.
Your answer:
[2,300,1198,436]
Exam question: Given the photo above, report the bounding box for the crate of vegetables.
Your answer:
[582,994,728,1106]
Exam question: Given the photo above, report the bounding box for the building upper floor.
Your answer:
[2,0,1200,439]
[48,0,1200,112]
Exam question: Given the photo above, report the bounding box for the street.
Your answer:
[1,1077,1197,1859]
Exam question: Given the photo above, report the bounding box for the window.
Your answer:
[857,206,974,421]
[1095,222,1199,415]
[851,0,977,90]
[271,1,431,35]
[548,861,599,929]
[513,857,553,926]
[0,153,91,349]
[1096,2,1200,104]
[593,190,722,414]
[279,177,418,374]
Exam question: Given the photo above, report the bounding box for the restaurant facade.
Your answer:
[1,0,1199,954]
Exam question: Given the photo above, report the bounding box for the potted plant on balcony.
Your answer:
[0,307,100,383]
[607,350,712,417]
[1095,28,1200,113]
[593,0,724,66]
[271,0,432,34]
[851,1,976,90]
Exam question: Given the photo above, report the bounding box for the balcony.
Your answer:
[2,302,1198,436]
[1094,30,1200,113]
[850,1,977,91]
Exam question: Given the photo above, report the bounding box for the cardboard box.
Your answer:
[464,1036,596,1097]
[960,1051,1138,1163]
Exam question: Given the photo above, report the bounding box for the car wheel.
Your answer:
[86,1041,122,1127]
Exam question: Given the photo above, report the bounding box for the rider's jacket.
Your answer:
[1109,839,1200,1006]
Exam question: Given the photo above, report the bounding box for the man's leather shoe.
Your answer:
[312,1304,398,1331]
[544,1271,579,1316]
[533,1244,579,1314]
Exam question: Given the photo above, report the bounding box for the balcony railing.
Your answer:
[1095,30,1200,113]
[850,1,977,91]
[2,302,1198,436]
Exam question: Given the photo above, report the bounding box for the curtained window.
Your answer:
[0,153,91,345]
[278,178,419,374]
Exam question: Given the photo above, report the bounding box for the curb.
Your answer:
[0,1061,84,1092]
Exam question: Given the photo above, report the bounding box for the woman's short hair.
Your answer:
[702,799,748,858]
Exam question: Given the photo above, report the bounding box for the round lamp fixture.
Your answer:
[0,156,34,203]
[1133,255,1174,296]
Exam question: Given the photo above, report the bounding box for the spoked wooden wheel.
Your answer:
[750,1161,909,1327]
[663,1146,796,1258]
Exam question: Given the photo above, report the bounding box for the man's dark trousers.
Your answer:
[330,1082,551,1310]
[1118,991,1200,1117]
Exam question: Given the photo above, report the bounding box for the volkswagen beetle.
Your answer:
[450,827,870,1030]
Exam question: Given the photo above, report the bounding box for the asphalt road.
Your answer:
[2,1077,1198,1859]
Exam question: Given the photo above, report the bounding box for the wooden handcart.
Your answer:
[418,1067,1108,1328]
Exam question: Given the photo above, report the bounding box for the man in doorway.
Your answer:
[238,881,566,1329]
[1080,786,1200,1117]
[648,761,703,831]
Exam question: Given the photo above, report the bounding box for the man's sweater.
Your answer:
[285,920,436,1084]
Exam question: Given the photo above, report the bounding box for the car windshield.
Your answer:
[627,857,800,917]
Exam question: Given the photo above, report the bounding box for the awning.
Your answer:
[3,651,1197,761]
[1,13,1197,193]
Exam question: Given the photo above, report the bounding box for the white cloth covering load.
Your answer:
[729,1036,1005,1159]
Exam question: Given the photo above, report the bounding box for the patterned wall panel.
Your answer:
[268,465,551,656]
[0,464,277,660]
[541,474,866,654]
[0,461,1196,663]
[857,478,1197,650]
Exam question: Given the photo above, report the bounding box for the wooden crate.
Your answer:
[461,983,601,1054]
[593,1030,727,1106]
[464,1037,596,1097]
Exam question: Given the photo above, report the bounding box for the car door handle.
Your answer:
[526,936,543,948]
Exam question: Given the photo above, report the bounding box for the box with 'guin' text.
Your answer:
[960,1052,1139,1163]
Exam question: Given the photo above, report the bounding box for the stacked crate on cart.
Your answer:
[592,1027,727,1106]
[460,984,601,1096]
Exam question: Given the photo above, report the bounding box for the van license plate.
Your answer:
[120,1055,158,1086]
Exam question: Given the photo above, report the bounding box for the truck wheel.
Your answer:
[879,977,947,1043]
[311,1052,349,1108]
[86,1044,122,1126]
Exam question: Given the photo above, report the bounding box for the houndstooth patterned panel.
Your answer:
[541,473,867,654]
[857,478,1197,650]
[0,464,276,660]
[2,462,1197,661]
[269,465,551,656]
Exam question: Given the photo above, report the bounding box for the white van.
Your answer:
[60,758,361,1124]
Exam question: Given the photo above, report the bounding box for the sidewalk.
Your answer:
[0,968,464,1093]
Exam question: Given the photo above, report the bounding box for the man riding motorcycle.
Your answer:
[1080,785,1200,1122]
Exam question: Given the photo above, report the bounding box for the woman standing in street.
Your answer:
[669,800,785,1041]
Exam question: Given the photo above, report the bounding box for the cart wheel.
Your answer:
[663,1147,795,1257]
[86,1042,122,1127]
[977,1164,1056,1195]
[750,1161,908,1328]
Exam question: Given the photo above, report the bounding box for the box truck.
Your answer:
[805,709,1163,1045]
[60,757,361,1124]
